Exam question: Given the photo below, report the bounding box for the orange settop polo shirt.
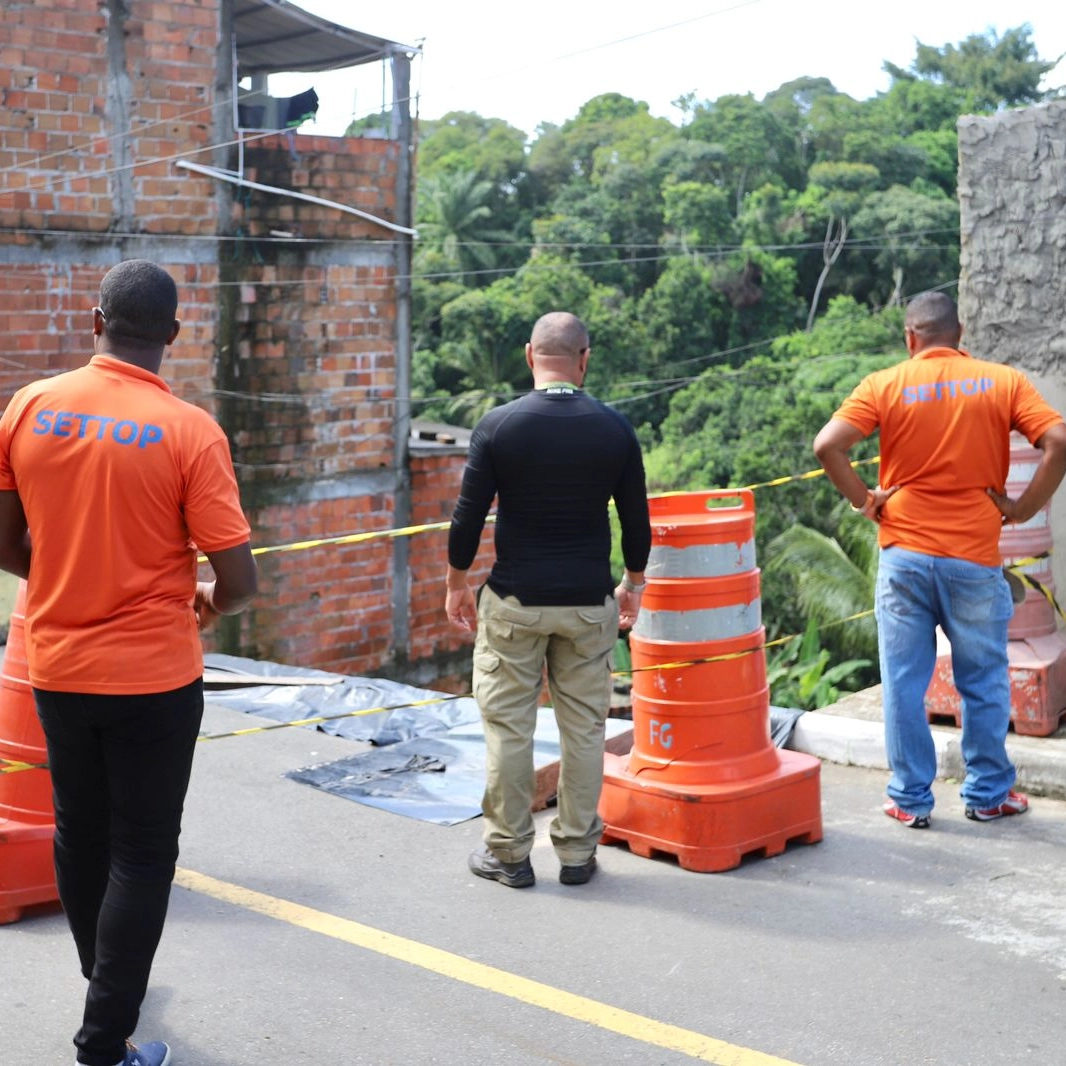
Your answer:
[834,347,1063,568]
[0,355,251,694]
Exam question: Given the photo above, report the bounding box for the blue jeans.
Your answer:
[35,680,204,1066]
[875,546,1015,815]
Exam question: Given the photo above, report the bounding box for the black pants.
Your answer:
[35,680,204,1066]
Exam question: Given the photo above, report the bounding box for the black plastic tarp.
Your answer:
[203,653,804,825]
[203,653,481,745]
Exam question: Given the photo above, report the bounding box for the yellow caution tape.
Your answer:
[195,458,880,562]
[1008,566,1066,625]
[654,456,880,498]
[0,610,881,773]
[0,757,47,774]
[196,692,468,741]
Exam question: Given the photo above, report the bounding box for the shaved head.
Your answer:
[905,291,961,347]
[529,312,589,359]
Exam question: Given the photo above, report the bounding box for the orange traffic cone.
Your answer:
[0,579,58,923]
[600,490,823,872]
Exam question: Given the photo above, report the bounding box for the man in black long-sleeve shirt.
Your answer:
[446,311,651,888]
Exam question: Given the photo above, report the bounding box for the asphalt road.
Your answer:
[5,701,1066,1066]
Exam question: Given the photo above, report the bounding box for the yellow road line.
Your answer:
[174,867,803,1066]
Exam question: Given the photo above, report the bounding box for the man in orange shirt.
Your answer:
[814,292,1066,829]
[0,260,258,1066]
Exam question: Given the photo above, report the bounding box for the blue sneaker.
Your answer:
[124,1041,171,1066]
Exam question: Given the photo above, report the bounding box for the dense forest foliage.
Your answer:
[388,26,1062,704]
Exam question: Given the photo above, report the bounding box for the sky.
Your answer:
[271,0,1066,137]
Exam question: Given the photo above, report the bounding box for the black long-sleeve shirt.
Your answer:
[448,387,652,606]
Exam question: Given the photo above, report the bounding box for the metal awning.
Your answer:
[234,0,420,77]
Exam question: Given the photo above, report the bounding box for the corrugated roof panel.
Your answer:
[234,0,419,76]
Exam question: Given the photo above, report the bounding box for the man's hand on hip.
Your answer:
[987,487,1024,524]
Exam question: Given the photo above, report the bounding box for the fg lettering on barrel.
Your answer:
[901,378,994,404]
[32,409,164,447]
[648,719,673,749]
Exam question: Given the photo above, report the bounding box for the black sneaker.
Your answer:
[559,855,597,885]
[468,845,535,888]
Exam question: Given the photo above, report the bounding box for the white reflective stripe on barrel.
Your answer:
[1007,509,1050,531]
[631,599,762,642]
[1009,460,1040,481]
[645,539,756,580]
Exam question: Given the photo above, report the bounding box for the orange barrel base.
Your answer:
[0,820,56,924]
[926,630,1066,737]
[599,748,823,873]
[627,688,779,784]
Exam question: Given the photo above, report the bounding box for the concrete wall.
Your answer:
[0,0,477,684]
[958,99,1066,593]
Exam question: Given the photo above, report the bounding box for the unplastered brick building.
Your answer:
[0,0,489,685]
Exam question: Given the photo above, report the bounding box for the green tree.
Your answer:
[807,92,872,162]
[762,76,842,176]
[423,256,626,425]
[849,185,960,306]
[415,111,532,243]
[765,501,880,663]
[614,257,731,428]
[417,111,529,190]
[532,163,664,294]
[415,170,513,283]
[885,26,1058,112]
[767,619,872,710]
[736,183,798,247]
[661,180,735,250]
[710,248,805,353]
[685,92,802,209]
[526,94,679,211]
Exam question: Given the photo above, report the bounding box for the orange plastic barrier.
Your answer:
[0,580,58,923]
[600,490,822,872]
[927,629,1066,736]
[926,434,1066,736]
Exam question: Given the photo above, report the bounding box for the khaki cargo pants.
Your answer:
[473,584,618,865]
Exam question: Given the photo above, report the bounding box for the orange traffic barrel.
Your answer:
[644,488,757,579]
[600,490,822,872]
[627,490,770,785]
[1001,434,1056,640]
[0,579,58,923]
[627,629,777,783]
[632,571,761,643]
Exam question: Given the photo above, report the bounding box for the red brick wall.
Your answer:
[0,0,221,396]
[408,450,494,671]
[237,135,399,240]
[0,6,111,233]
[0,0,219,236]
[224,260,395,480]
[210,133,409,673]
[0,0,477,687]
[238,497,396,673]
